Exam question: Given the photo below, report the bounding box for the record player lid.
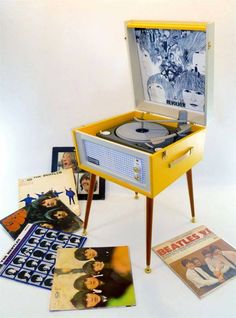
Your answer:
[126,20,214,126]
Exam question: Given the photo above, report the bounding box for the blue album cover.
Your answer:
[135,28,206,112]
[0,224,87,290]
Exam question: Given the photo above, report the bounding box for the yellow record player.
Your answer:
[73,20,214,273]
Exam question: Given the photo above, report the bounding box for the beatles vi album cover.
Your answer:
[153,226,236,298]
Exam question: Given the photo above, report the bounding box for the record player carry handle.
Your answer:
[168,147,193,168]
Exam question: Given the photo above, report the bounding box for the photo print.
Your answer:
[51,147,105,200]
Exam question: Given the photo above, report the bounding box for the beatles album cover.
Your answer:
[135,28,206,112]
[0,191,84,240]
[51,147,106,201]
[152,226,236,298]
[0,224,87,290]
[49,246,136,311]
[18,169,80,216]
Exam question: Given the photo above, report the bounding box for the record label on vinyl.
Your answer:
[115,121,169,143]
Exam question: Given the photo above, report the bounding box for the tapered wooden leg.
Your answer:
[186,169,196,223]
[145,197,154,273]
[83,173,97,235]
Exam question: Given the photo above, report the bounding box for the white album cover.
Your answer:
[18,169,80,216]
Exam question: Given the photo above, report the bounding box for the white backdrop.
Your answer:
[0,1,236,318]
[0,0,236,209]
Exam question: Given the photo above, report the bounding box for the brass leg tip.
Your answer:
[134,192,139,199]
[191,217,196,223]
[144,266,152,274]
[83,229,88,236]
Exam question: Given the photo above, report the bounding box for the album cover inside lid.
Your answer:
[126,21,214,125]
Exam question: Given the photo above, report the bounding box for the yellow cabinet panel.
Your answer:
[151,127,205,197]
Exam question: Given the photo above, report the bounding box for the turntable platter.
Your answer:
[115,121,169,143]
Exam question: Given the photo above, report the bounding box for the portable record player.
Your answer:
[73,20,214,272]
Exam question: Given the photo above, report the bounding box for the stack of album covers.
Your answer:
[152,225,236,298]
[0,224,87,290]
[49,246,136,311]
[0,191,84,239]
[18,169,80,216]
[0,148,138,312]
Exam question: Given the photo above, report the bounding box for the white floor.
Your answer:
[0,166,236,318]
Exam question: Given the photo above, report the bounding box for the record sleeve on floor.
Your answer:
[152,226,236,298]
[0,191,83,239]
[18,169,80,216]
[49,246,136,311]
[0,224,87,290]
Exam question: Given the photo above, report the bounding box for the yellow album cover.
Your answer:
[49,246,136,311]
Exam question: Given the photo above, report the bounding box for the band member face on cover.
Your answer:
[86,293,102,308]
[174,70,205,111]
[39,222,54,229]
[192,258,202,267]
[41,198,58,208]
[71,291,106,309]
[62,153,73,168]
[166,69,175,82]
[21,247,33,256]
[61,152,78,172]
[74,275,101,291]
[85,248,98,260]
[139,48,162,77]
[83,261,105,275]
[74,248,98,261]
[148,83,166,103]
[52,210,68,220]
[147,74,174,104]
[210,246,223,257]
[202,249,212,260]
[80,173,92,193]
[182,89,204,111]
[183,260,195,270]
[5,268,18,276]
[93,261,104,272]
[13,257,25,265]
[81,178,90,192]
[79,173,98,193]
[85,277,100,290]
[31,274,43,283]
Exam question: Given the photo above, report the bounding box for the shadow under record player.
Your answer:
[97,110,191,153]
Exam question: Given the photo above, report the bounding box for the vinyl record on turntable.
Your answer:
[115,121,169,143]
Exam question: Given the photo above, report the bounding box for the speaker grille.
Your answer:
[83,140,147,185]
